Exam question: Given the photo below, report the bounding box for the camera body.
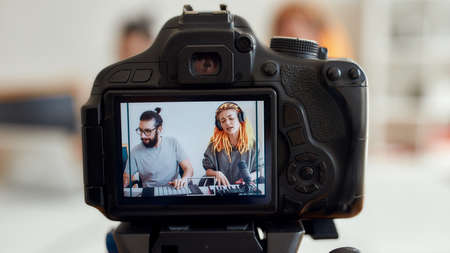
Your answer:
[82,6,367,221]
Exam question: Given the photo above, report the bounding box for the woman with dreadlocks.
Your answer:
[202,102,264,186]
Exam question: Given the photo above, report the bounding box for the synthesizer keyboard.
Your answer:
[141,184,262,197]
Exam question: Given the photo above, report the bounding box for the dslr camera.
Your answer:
[82,4,366,232]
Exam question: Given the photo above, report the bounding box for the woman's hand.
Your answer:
[215,171,230,186]
[235,178,256,187]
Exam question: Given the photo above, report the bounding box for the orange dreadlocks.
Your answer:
[210,103,255,161]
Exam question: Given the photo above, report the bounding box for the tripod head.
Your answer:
[106,219,361,253]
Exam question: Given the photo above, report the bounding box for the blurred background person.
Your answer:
[117,16,153,60]
[271,1,354,58]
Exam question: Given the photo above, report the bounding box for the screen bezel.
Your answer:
[102,88,277,217]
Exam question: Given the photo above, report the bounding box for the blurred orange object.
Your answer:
[271,2,354,58]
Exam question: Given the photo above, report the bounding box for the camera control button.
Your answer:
[288,175,297,185]
[287,162,297,185]
[296,183,319,194]
[283,104,300,127]
[236,34,254,53]
[305,183,319,193]
[287,127,306,146]
[132,69,153,82]
[261,62,278,76]
[300,166,315,180]
[348,68,361,80]
[318,47,328,59]
[327,67,341,81]
[270,37,319,58]
[109,70,131,83]
[295,185,307,193]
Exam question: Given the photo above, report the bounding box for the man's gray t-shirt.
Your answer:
[125,136,188,187]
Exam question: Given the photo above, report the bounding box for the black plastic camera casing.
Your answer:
[82,6,367,221]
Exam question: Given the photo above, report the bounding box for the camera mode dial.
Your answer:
[270,37,319,59]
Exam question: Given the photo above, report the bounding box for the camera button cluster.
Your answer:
[107,67,155,84]
[287,153,326,194]
[323,62,366,87]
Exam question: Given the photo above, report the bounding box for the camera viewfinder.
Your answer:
[191,52,221,76]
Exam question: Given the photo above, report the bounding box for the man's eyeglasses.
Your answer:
[136,127,157,136]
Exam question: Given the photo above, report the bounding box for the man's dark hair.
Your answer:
[140,108,162,127]
[122,16,152,39]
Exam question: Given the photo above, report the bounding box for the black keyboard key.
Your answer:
[142,187,154,197]
[188,184,202,194]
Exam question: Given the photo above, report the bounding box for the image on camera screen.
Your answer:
[121,100,266,198]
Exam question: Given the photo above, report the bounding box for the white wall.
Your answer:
[0,0,273,83]
[0,0,360,85]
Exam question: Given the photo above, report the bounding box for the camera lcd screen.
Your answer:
[120,100,266,200]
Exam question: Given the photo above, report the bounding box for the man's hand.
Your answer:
[169,178,187,190]
[123,173,130,188]
[215,171,230,186]
[124,173,139,188]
